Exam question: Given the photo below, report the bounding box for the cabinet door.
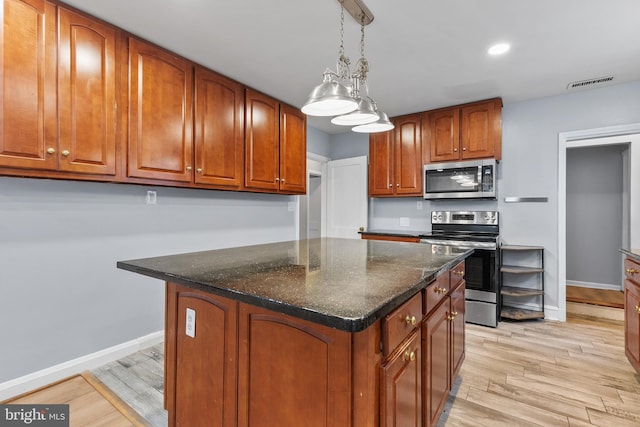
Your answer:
[279,103,306,194]
[625,280,640,372]
[460,101,498,160]
[393,114,422,195]
[194,67,244,188]
[381,330,422,427]
[237,303,351,427]
[428,108,459,163]
[244,89,279,191]
[450,281,466,381]
[58,8,116,175]
[0,0,57,170]
[423,298,450,427]
[368,131,394,196]
[128,38,193,182]
[165,284,237,427]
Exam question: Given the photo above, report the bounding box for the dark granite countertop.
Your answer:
[621,248,640,262]
[359,229,426,238]
[117,238,471,332]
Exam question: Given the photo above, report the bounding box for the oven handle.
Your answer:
[420,238,497,250]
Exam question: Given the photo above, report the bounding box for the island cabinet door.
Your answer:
[450,280,466,382]
[625,279,640,372]
[237,303,352,427]
[422,299,451,427]
[165,284,237,427]
[380,330,422,427]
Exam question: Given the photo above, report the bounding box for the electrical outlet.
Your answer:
[416,201,423,210]
[287,202,296,212]
[186,308,196,338]
[146,190,157,205]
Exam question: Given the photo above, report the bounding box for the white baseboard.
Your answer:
[566,280,621,291]
[0,331,164,402]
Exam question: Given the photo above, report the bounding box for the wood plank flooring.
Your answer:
[9,305,638,426]
[2,373,148,426]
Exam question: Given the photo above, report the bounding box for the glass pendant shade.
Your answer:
[301,71,358,117]
[352,111,395,133]
[330,96,379,126]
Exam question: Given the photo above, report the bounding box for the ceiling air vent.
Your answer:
[567,75,615,90]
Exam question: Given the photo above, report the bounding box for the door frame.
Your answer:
[299,153,329,240]
[558,123,640,321]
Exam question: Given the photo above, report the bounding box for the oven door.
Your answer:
[464,248,497,294]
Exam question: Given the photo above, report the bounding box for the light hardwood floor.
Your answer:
[88,307,640,427]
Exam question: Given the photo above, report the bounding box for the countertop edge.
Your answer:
[117,250,472,333]
[621,248,640,261]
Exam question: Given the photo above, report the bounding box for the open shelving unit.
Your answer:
[500,245,544,320]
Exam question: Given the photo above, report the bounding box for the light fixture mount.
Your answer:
[340,0,374,26]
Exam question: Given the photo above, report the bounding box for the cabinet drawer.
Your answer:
[424,273,449,315]
[450,261,465,287]
[382,293,423,356]
[625,258,640,283]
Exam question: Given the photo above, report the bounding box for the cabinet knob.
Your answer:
[635,305,640,313]
[276,178,280,182]
[197,168,203,174]
[626,268,639,274]
[396,184,399,187]
[453,148,458,152]
[403,350,416,362]
[186,166,192,172]
[462,147,467,151]
[404,315,417,326]
[281,179,285,183]
[46,148,56,154]
[61,150,70,157]
[389,184,392,188]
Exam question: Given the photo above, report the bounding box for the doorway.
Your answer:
[558,124,640,321]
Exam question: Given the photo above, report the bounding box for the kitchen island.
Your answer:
[622,248,640,374]
[118,238,471,427]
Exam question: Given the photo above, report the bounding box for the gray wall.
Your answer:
[566,145,626,287]
[0,178,297,382]
[327,80,640,317]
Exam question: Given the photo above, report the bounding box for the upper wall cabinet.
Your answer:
[58,7,117,175]
[368,114,422,197]
[245,89,306,194]
[127,37,194,183]
[0,0,57,171]
[0,1,117,176]
[424,98,502,163]
[194,67,244,189]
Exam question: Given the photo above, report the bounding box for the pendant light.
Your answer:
[301,0,393,134]
[301,4,357,117]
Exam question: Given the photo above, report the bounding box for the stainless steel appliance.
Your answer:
[420,211,499,327]
[423,159,496,200]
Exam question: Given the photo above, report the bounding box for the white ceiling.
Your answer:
[62,0,640,134]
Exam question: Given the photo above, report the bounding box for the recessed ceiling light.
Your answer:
[488,43,510,56]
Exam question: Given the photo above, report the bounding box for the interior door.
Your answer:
[326,156,368,239]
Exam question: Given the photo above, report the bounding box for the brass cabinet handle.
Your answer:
[453,148,458,152]
[404,315,417,326]
[462,147,467,151]
[46,148,56,154]
[403,350,416,362]
[453,270,464,276]
[439,287,447,294]
[186,166,192,172]
[281,179,285,183]
[196,168,203,174]
[389,184,392,188]
[61,150,70,156]
[635,305,640,313]
[626,268,639,274]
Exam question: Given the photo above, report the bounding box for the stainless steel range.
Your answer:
[420,211,499,327]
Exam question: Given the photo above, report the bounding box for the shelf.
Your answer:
[501,245,544,251]
[501,265,544,274]
[500,306,545,320]
[501,286,544,297]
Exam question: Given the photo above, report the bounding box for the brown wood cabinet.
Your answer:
[245,89,306,194]
[58,7,117,175]
[194,66,244,189]
[368,114,422,197]
[424,98,502,163]
[625,256,640,373]
[360,233,421,243]
[127,38,193,182]
[0,0,57,171]
[423,273,466,427]
[165,284,237,427]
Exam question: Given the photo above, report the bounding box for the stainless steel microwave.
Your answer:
[423,159,496,200]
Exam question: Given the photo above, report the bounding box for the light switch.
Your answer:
[186,308,196,338]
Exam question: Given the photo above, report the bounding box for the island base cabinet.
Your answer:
[165,284,237,427]
[237,303,352,427]
[625,279,640,373]
[380,330,422,427]
[423,299,450,427]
